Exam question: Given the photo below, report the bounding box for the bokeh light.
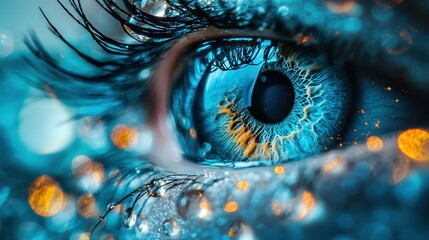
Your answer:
[274,166,285,175]
[295,191,316,220]
[28,175,65,217]
[110,125,138,149]
[235,181,249,191]
[72,155,105,193]
[224,201,239,213]
[0,28,14,58]
[18,99,75,155]
[325,0,356,13]
[77,193,98,218]
[366,136,384,152]
[392,155,410,184]
[397,129,429,161]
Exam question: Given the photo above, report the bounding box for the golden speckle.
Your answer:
[78,232,91,240]
[295,191,316,220]
[274,166,285,175]
[323,157,340,172]
[110,124,138,149]
[28,175,65,217]
[367,136,384,152]
[224,201,239,213]
[398,129,429,161]
[189,128,197,140]
[374,120,380,128]
[395,99,399,103]
[77,193,98,218]
[235,181,249,191]
[385,86,392,91]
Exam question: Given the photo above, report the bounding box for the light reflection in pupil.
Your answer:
[248,70,295,124]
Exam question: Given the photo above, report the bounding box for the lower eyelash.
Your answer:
[92,163,201,234]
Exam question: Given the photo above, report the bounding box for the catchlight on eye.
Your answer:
[170,38,351,165]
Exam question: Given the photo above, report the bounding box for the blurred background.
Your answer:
[0,1,131,238]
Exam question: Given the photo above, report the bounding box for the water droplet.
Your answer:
[123,24,150,42]
[136,215,150,233]
[107,203,117,210]
[122,208,137,229]
[177,189,212,220]
[132,0,167,17]
[162,218,180,237]
[228,221,255,240]
[147,179,166,197]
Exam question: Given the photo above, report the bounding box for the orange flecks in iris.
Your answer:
[325,0,356,13]
[235,181,249,191]
[274,166,285,175]
[77,193,98,218]
[28,175,65,217]
[216,97,278,160]
[367,136,384,152]
[395,99,399,103]
[110,124,138,149]
[189,128,197,140]
[295,191,316,220]
[224,201,239,213]
[398,129,429,161]
[385,86,392,91]
[359,109,366,114]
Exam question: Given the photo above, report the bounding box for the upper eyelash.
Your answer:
[24,0,210,120]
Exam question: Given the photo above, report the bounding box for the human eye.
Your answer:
[4,0,429,239]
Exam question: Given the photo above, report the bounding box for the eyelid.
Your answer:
[147,28,289,128]
[146,28,291,171]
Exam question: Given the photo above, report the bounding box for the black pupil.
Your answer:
[248,70,295,124]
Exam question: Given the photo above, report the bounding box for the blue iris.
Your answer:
[171,38,351,164]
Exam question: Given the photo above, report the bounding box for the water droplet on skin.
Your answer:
[147,179,167,197]
[136,215,150,233]
[122,208,137,229]
[107,203,116,210]
[162,218,180,237]
[177,189,212,220]
[228,221,255,240]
